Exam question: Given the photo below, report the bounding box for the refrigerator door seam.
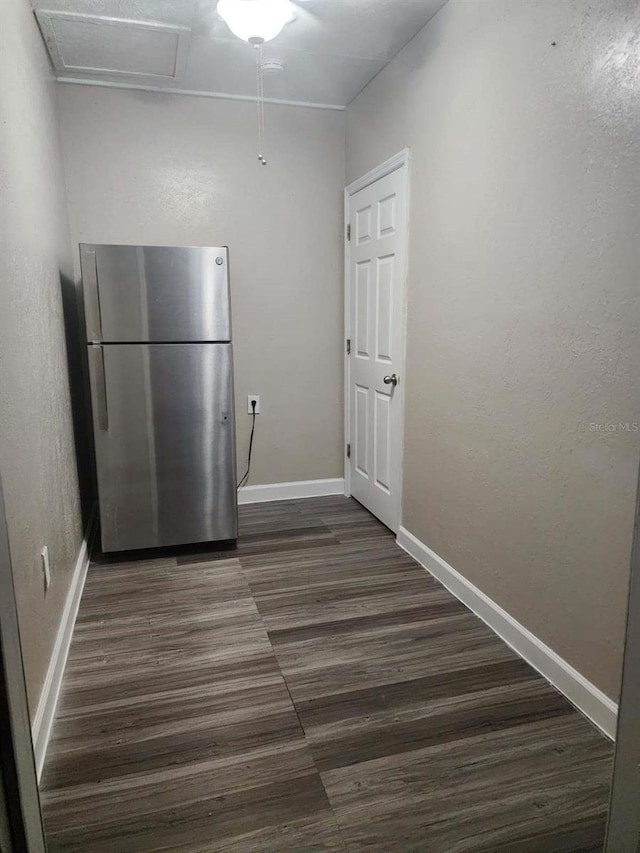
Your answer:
[97,340,232,345]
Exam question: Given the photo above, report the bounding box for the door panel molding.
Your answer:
[344,149,410,531]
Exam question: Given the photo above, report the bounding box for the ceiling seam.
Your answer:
[55,77,346,111]
[190,35,393,64]
[345,0,450,107]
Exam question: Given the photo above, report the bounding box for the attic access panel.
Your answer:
[34,11,191,81]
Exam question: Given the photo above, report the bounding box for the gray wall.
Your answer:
[346,0,640,700]
[56,85,346,487]
[0,0,83,711]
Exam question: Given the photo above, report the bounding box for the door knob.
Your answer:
[383,374,398,386]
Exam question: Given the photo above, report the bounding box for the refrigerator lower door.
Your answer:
[89,343,237,551]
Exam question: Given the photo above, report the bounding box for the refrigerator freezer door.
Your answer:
[81,245,231,343]
[89,343,237,551]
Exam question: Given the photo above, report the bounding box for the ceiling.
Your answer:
[33,0,447,108]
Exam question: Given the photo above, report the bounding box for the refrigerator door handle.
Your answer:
[89,344,109,431]
[81,245,104,342]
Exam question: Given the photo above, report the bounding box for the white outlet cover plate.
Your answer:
[247,395,260,414]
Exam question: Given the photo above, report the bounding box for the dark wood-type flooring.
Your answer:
[40,497,613,852]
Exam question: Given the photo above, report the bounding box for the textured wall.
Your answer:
[56,85,346,487]
[347,0,640,699]
[0,0,82,711]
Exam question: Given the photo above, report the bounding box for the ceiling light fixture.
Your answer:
[217,0,294,166]
[216,0,294,45]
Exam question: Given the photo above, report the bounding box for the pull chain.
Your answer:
[255,44,266,166]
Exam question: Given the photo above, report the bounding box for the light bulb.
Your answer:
[217,0,295,44]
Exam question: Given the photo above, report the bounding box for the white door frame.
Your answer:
[343,148,411,523]
[605,463,640,851]
[0,468,47,852]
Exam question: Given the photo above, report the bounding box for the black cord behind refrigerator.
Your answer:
[237,399,257,489]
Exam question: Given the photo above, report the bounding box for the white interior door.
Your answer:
[346,158,408,532]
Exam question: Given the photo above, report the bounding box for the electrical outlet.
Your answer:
[247,395,260,414]
[41,546,51,592]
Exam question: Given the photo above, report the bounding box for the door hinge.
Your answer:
[346,338,351,355]
[346,223,351,242]
[346,443,351,459]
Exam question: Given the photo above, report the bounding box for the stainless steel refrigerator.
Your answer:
[80,244,237,552]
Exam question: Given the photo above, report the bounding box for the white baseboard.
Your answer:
[237,478,345,505]
[31,516,95,779]
[396,525,618,740]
